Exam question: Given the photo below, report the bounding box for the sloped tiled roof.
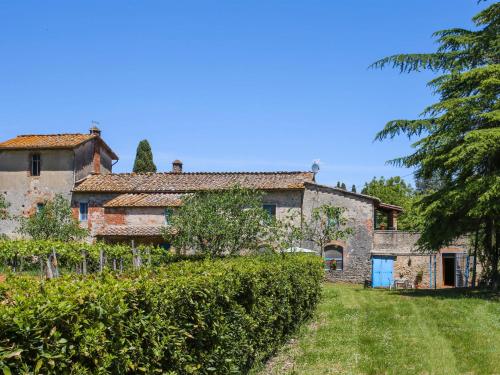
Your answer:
[74,172,315,193]
[0,133,118,159]
[96,225,164,237]
[104,193,183,207]
[304,182,403,211]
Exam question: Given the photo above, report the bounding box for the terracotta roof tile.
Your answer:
[0,134,95,149]
[104,193,183,207]
[0,133,119,160]
[74,172,315,193]
[97,225,164,237]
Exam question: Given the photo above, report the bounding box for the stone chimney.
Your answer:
[89,123,101,137]
[172,160,183,173]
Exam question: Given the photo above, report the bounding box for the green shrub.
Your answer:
[0,254,323,374]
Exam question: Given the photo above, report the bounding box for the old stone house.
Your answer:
[0,128,475,288]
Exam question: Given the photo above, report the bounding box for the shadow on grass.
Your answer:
[387,287,499,301]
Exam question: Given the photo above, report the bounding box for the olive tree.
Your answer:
[18,194,87,241]
[162,186,270,257]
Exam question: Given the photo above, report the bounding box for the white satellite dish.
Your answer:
[311,159,320,174]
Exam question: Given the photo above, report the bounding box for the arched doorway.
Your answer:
[324,245,343,271]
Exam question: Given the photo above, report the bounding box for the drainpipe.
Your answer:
[429,255,432,289]
[433,254,437,289]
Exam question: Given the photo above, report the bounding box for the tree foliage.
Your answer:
[362,176,422,231]
[302,205,352,256]
[162,186,270,257]
[362,176,413,207]
[133,139,157,173]
[17,195,87,241]
[371,3,499,287]
[0,193,9,220]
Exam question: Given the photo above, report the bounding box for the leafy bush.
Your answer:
[17,194,88,241]
[0,255,323,374]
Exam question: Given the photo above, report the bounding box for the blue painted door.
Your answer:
[372,256,394,288]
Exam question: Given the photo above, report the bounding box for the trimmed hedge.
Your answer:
[0,254,323,374]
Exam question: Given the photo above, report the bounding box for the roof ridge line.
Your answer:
[16,133,90,137]
[100,171,312,176]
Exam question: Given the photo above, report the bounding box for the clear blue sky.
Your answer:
[0,1,488,189]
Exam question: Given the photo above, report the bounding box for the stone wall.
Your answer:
[373,231,479,288]
[0,149,75,238]
[100,149,113,174]
[303,184,375,283]
[74,141,94,181]
[74,140,114,181]
[120,207,166,226]
[394,254,432,288]
[72,193,120,240]
[263,190,302,225]
[373,230,420,255]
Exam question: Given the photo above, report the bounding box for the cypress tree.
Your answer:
[341,182,347,190]
[351,185,357,193]
[133,140,157,173]
[336,182,341,188]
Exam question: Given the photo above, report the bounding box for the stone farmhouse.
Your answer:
[0,127,475,288]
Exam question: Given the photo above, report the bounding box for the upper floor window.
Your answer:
[263,204,276,218]
[30,154,41,176]
[79,202,88,221]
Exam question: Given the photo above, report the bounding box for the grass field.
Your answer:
[256,283,500,375]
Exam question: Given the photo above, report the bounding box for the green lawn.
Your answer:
[256,283,500,375]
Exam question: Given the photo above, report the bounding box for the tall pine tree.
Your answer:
[372,3,499,288]
[133,140,157,173]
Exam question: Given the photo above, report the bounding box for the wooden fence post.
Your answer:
[82,250,87,275]
[39,256,44,279]
[52,248,59,278]
[99,248,104,273]
[131,240,138,269]
[46,256,54,279]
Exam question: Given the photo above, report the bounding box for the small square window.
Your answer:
[263,204,276,218]
[79,202,88,221]
[36,203,44,214]
[31,154,41,176]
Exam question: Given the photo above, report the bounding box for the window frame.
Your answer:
[79,202,88,222]
[30,153,41,176]
[263,204,277,218]
[324,245,344,271]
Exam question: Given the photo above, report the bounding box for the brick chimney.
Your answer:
[92,142,101,174]
[172,160,183,173]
